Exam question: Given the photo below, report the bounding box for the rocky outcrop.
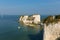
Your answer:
[19,14,40,26]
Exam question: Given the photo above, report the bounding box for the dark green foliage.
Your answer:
[43,15,60,25]
[43,16,54,23]
[55,15,60,19]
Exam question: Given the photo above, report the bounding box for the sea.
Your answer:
[0,15,48,40]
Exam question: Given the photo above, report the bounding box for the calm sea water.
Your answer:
[0,15,47,40]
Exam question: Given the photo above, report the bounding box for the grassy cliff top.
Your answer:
[43,15,60,25]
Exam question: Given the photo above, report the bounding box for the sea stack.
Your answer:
[19,14,40,26]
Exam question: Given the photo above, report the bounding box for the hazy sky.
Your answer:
[0,0,60,15]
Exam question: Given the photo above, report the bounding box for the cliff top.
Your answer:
[43,15,60,25]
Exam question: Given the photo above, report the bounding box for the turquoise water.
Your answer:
[0,15,45,40]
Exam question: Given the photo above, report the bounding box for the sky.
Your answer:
[0,0,60,15]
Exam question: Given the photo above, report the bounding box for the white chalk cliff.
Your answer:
[44,22,60,40]
[43,15,60,40]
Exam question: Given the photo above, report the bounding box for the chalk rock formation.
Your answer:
[19,14,40,26]
[43,15,60,40]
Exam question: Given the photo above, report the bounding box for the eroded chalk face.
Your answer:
[44,22,60,40]
[19,14,40,26]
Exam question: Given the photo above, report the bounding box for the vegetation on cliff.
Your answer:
[43,15,60,25]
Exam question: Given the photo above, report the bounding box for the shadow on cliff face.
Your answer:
[28,29,44,40]
[56,37,60,40]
